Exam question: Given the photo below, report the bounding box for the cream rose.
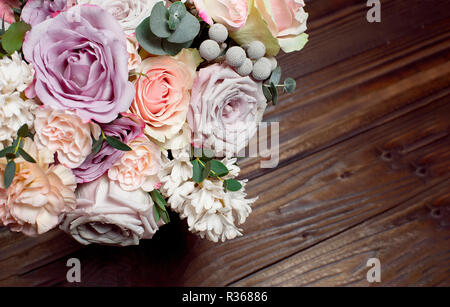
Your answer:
[230,0,309,55]
[34,106,101,169]
[193,0,248,30]
[77,0,164,35]
[130,49,201,143]
[108,137,162,192]
[60,175,163,246]
[0,139,77,236]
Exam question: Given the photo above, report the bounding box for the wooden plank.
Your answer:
[6,90,448,286]
[177,94,450,286]
[232,180,450,286]
[0,0,449,285]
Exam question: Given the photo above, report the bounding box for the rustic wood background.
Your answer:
[0,0,449,286]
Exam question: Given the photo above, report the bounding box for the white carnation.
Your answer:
[161,152,256,242]
[77,0,165,35]
[0,92,37,144]
[0,52,34,94]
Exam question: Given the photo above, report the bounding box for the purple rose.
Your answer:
[21,0,67,26]
[23,5,135,123]
[73,114,144,183]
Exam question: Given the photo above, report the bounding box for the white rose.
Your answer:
[60,175,163,246]
[77,0,164,35]
[0,92,37,144]
[0,52,34,94]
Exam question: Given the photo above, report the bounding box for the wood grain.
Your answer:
[0,0,449,286]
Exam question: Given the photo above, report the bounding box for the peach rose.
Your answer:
[231,0,309,55]
[130,48,202,143]
[34,106,101,169]
[193,0,248,30]
[108,137,162,192]
[0,139,77,235]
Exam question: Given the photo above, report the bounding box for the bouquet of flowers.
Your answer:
[0,0,308,246]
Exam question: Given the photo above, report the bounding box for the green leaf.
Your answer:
[92,138,103,155]
[270,66,282,85]
[4,160,16,189]
[136,17,166,55]
[160,208,170,223]
[162,38,193,56]
[169,1,187,20]
[1,21,31,55]
[192,159,205,183]
[150,189,167,211]
[202,160,212,180]
[167,13,200,44]
[0,146,14,158]
[17,124,29,138]
[224,179,242,192]
[263,85,272,102]
[18,147,36,163]
[149,1,171,38]
[168,14,180,31]
[210,160,229,177]
[283,78,296,93]
[105,136,132,151]
[153,205,161,222]
[270,82,278,105]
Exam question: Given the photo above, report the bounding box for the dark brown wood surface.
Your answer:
[0,0,449,286]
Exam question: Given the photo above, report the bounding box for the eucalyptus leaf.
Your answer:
[4,160,16,189]
[150,189,167,211]
[202,160,212,180]
[92,138,103,154]
[167,13,200,44]
[192,159,205,183]
[210,160,229,177]
[0,146,13,158]
[224,179,242,192]
[162,38,193,56]
[263,85,272,102]
[168,14,181,31]
[149,1,171,38]
[136,17,166,55]
[105,136,132,151]
[270,66,282,85]
[17,124,29,138]
[169,1,187,20]
[153,205,160,222]
[283,78,297,93]
[18,147,36,163]
[270,82,278,105]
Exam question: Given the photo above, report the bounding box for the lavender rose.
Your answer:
[22,5,135,123]
[60,175,163,246]
[188,64,267,157]
[21,0,68,26]
[73,114,144,183]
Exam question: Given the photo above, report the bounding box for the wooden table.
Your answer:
[0,0,449,286]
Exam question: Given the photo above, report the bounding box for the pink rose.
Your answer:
[0,139,77,236]
[0,0,19,24]
[60,175,163,246]
[188,64,267,157]
[130,49,201,143]
[193,0,248,30]
[34,106,100,169]
[108,137,162,192]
